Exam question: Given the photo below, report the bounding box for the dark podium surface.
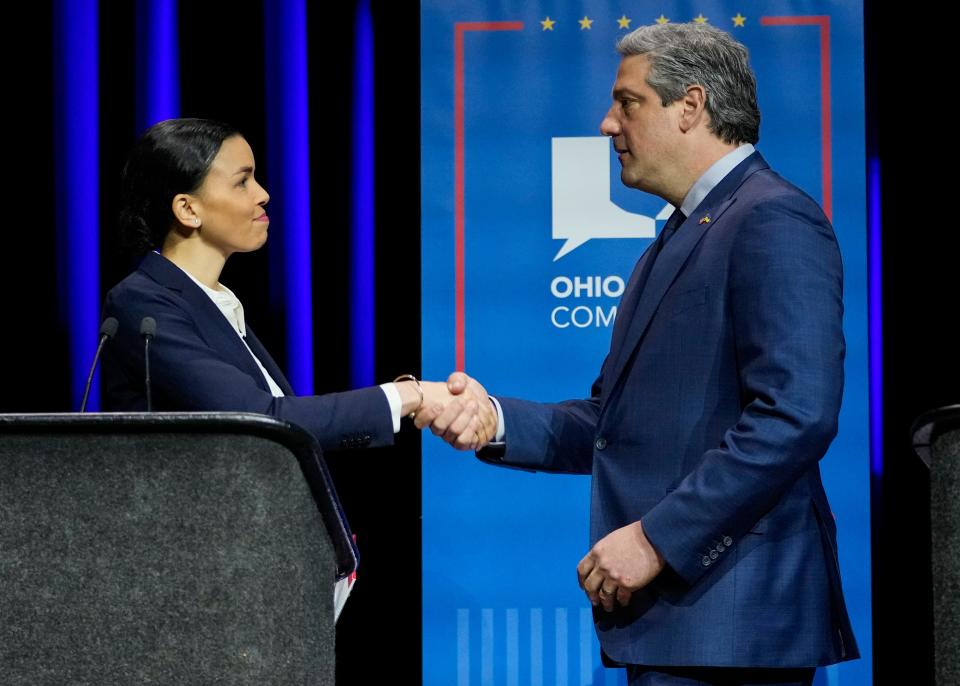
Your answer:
[911,404,960,686]
[0,412,355,685]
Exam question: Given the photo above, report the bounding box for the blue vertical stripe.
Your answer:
[505,609,519,686]
[579,607,592,686]
[350,0,375,388]
[264,0,313,394]
[54,0,99,410]
[530,608,543,686]
[135,0,179,131]
[457,608,470,686]
[480,608,494,686]
[867,155,882,477]
[555,608,568,686]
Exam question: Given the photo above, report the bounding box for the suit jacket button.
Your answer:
[595,437,607,451]
[709,549,719,560]
[723,536,733,547]
[716,543,725,553]
[701,556,711,567]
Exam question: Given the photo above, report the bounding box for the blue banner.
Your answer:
[422,3,870,684]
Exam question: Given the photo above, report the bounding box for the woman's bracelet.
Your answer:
[393,374,423,419]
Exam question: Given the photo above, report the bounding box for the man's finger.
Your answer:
[576,554,595,589]
[599,585,617,613]
[453,414,481,450]
[616,587,632,608]
[439,400,476,444]
[443,399,478,440]
[447,372,469,394]
[582,568,604,606]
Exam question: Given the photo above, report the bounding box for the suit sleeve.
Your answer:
[641,194,845,585]
[103,285,394,453]
[476,361,608,475]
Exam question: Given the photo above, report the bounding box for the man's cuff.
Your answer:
[379,383,403,433]
[490,396,506,442]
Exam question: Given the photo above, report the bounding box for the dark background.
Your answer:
[3,2,955,683]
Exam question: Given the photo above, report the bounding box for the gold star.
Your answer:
[694,13,709,24]
[540,16,556,31]
[617,15,632,29]
[732,13,746,27]
[655,14,670,25]
[579,16,594,30]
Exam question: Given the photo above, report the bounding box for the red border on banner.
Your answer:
[761,15,833,220]
[454,21,524,371]
[452,17,832,369]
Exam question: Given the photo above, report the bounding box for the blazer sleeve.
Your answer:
[641,193,845,585]
[103,283,394,453]
[476,361,608,475]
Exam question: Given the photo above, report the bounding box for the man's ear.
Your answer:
[677,84,708,133]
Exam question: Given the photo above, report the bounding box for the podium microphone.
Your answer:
[80,317,119,413]
[140,317,157,411]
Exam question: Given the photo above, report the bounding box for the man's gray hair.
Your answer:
[617,23,760,145]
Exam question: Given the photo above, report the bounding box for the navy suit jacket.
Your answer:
[102,251,394,453]
[481,152,859,667]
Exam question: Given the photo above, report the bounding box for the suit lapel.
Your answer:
[607,239,661,359]
[138,252,275,394]
[603,152,770,401]
[244,326,295,396]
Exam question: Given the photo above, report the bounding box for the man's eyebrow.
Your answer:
[612,87,644,100]
[233,166,254,176]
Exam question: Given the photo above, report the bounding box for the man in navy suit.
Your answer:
[433,22,859,685]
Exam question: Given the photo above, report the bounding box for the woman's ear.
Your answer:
[171,193,201,232]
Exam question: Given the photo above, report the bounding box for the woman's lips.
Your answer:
[255,214,269,222]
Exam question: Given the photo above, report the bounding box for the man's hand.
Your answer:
[415,372,498,450]
[577,520,665,612]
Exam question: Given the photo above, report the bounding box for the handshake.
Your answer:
[396,372,496,451]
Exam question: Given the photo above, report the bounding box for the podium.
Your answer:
[912,404,960,686]
[0,412,357,685]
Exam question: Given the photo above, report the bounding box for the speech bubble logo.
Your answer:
[552,137,670,260]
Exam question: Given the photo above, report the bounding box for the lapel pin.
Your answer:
[699,214,711,225]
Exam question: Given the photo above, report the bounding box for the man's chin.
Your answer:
[619,170,642,189]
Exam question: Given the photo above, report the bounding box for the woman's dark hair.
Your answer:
[118,118,240,255]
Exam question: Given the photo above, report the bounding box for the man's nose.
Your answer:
[599,110,619,136]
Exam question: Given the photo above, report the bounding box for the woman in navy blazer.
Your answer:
[102,118,491,451]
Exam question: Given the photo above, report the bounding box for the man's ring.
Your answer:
[599,587,614,597]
